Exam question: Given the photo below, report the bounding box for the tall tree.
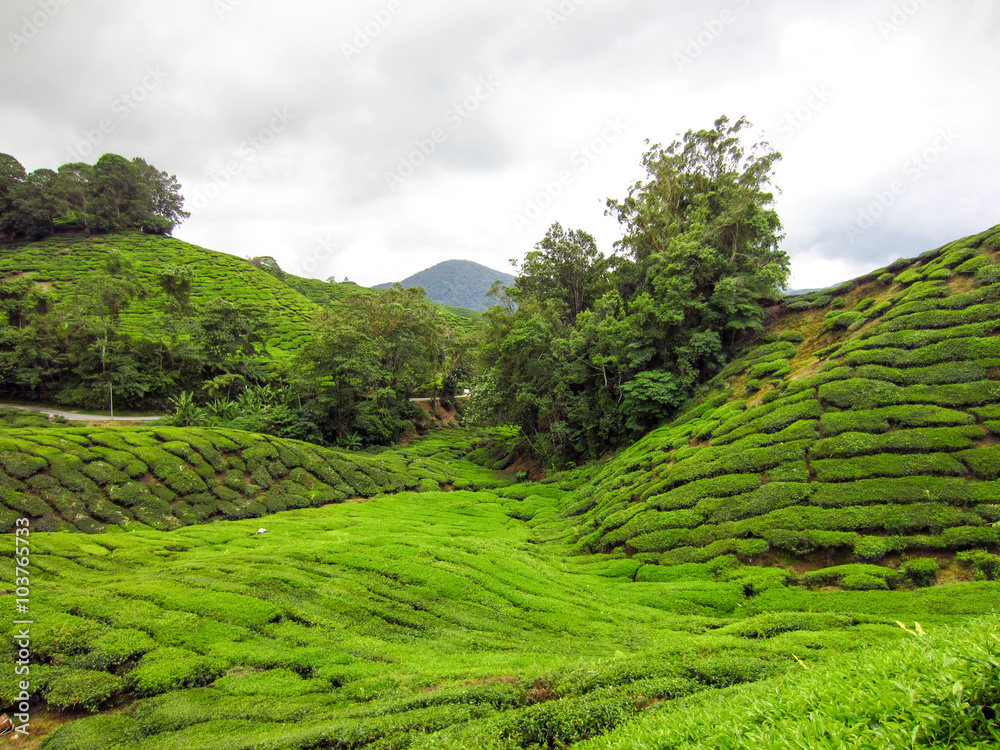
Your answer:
[512,222,609,324]
[13,168,57,240]
[52,162,94,232]
[89,153,146,231]
[606,115,787,418]
[197,297,271,367]
[132,157,189,234]
[0,153,26,242]
[473,117,788,464]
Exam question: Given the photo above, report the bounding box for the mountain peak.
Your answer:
[374,259,515,312]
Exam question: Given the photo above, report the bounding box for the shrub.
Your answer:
[955,255,990,274]
[36,715,143,750]
[809,427,979,460]
[812,453,967,482]
[956,550,1000,580]
[841,573,889,590]
[713,398,822,445]
[894,268,924,285]
[819,378,903,409]
[940,525,1000,548]
[647,474,761,510]
[901,557,939,587]
[825,312,862,330]
[134,448,208,495]
[768,461,810,482]
[821,405,975,437]
[810,476,971,508]
[45,669,124,711]
[959,445,1000,480]
[705,483,813,523]
[973,503,1000,522]
[976,263,1000,285]
[800,564,898,588]
[130,647,223,696]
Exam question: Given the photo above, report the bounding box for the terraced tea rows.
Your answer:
[567,225,1000,570]
[0,233,482,354]
[7,486,993,750]
[0,427,511,534]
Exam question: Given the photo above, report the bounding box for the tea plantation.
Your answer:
[567,224,1000,573]
[1,224,999,747]
[0,427,512,535]
[0,233,480,354]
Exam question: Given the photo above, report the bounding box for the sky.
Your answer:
[2,0,998,289]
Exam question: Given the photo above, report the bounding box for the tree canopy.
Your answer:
[472,116,788,464]
[0,152,188,243]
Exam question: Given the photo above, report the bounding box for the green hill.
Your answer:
[0,233,326,355]
[0,233,481,352]
[0,427,510,535]
[374,259,514,312]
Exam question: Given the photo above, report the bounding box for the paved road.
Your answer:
[0,403,163,422]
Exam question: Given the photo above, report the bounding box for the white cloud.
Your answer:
[1,0,996,287]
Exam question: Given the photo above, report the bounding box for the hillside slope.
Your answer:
[375,259,514,312]
[0,427,509,534]
[0,234,326,354]
[562,223,1000,571]
[0,233,481,353]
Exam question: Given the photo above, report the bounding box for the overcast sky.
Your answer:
[2,0,998,288]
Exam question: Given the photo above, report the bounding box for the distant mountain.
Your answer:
[374,260,515,312]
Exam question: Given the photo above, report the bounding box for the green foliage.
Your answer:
[473,116,787,462]
[46,669,125,711]
[956,550,1000,580]
[800,564,898,588]
[0,427,513,531]
[901,557,940,587]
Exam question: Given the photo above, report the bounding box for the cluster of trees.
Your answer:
[471,117,789,463]
[162,284,463,447]
[0,152,188,242]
